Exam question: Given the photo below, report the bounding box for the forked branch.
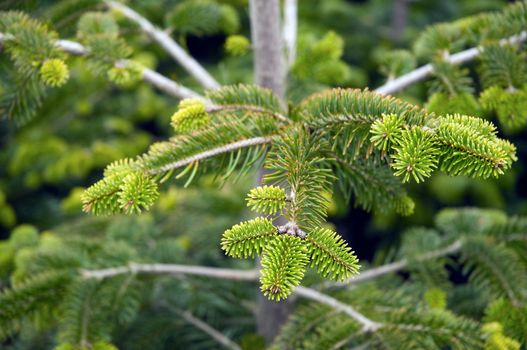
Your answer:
[82,263,381,331]
[105,0,220,90]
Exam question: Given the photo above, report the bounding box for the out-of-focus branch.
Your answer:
[0,33,203,100]
[375,31,527,95]
[105,0,220,90]
[179,310,243,350]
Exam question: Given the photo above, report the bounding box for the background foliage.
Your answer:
[1,0,527,349]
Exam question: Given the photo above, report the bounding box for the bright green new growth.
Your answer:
[369,114,404,152]
[223,192,359,299]
[117,173,159,215]
[225,35,250,56]
[170,99,210,133]
[370,112,516,183]
[39,59,69,87]
[392,127,439,183]
[483,323,520,350]
[260,235,309,301]
[246,185,286,215]
[221,217,277,258]
[1,1,527,348]
[424,287,448,310]
[305,228,359,281]
[81,159,159,215]
[107,62,143,87]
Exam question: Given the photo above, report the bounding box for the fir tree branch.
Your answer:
[148,136,274,174]
[0,33,203,100]
[375,31,527,95]
[82,263,381,331]
[178,310,243,350]
[283,0,298,67]
[104,0,220,90]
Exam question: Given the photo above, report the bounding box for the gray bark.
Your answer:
[249,0,290,343]
[249,0,287,101]
[390,0,409,43]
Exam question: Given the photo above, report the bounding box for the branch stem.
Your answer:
[82,263,260,281]
[178,310,243,350]
[148,136,273,174]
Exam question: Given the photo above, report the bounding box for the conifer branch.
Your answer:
[148,136,274,174]
[375,31,527,95]
[104,0,220,90]
[82,263,380,331]
[283,0,298,67]
[0,33,203,100]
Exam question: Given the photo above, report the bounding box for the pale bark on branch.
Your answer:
[375,31,527,95]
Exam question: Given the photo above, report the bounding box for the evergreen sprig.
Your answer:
[221,217,277,258]
[170,99,210,134]
[305,228,359,281]
[392,127,439,183]
[246,185,287,215]
[82,83,517,299]
[264,129,334,229]
[260,235,309,301]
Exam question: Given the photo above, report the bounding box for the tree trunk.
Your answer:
[249,0,286,101]
[249,0,290,343]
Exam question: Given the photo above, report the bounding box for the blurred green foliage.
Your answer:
[1,0,527,349]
